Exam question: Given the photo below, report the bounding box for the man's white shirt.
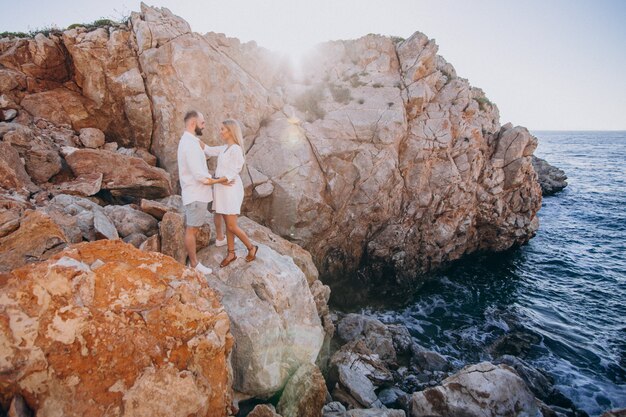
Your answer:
[177,131,213,205]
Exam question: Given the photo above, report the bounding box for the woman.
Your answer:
[203,119,258,267]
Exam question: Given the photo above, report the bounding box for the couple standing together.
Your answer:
[177,110,258,275]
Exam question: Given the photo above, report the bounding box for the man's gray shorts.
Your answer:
[184,201,210,227]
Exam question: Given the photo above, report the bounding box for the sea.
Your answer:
[358,131,626,415]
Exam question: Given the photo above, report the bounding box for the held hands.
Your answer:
[202,177,234,186]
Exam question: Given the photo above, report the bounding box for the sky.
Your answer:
[1,0,625,130]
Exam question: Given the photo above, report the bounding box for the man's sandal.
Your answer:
[220,250,237,268]
[245,245,259,262]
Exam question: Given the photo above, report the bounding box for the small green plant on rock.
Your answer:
[294,85,326,122]
[474,96,493,111]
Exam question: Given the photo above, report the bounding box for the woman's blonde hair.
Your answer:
[223,119,245,161]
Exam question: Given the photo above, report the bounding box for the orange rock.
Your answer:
[0,240,234,417]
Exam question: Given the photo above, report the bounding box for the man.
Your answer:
[177,110,226,275]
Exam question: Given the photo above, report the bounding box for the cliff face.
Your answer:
[0,3,542,290]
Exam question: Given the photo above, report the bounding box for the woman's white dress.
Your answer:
[205,144,245,215]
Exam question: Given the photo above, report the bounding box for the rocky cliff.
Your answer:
[0,3,542,294]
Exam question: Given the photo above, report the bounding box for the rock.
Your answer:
[0,142,38,195]
[347,410,406,417]
[123,232,148,248]
[198,239,324,398]
[103,204,159,238]
[490,330,541,358]
[333,364,382,409]
[337,314,396,365]
[93,208,119,240]
[248,404,282,417]
[378,387,409,409]
[8,394,33,417]
[62,27,153,148]
[0,210,68,273]
[102,141,118,151]
[49,173,103,197]
[322,402,347,417]
[329,340,394,388]
[20,88,96,129]
[600,409,626,417]
[79,127,105,148]
[411,349,451,372]
[532,156,568,195]
[159,211,187,264]
[62,147,172,199]
[1,109,18,121]
[0,209,21,238]
[0,240,234,416]
[254,181,275,198]
[140,198,176,220]
[139,234,160,252]
[42,194,108,242]
[117,147,157,166]
[408,362,540,417]
[277,363,327,417]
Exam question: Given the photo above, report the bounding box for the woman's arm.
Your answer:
[202,177,231,186]
[222,146,245,182]
[202,143,226,157]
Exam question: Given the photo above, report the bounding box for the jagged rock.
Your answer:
[117,147,157,166]
[78,127,105,148]
[2,108,17,121]
[159,211,187,264]
[0,34,69,84]
[248,404,282,417]
[408,362,540,417]
[103,204,158,238]
[93,208,118,240]
[42,194,106,241]
[323,402,347,417]
[411,349,451,372]
[0,240,235,416]
[329,340,394,388]
[123,232,148,248]
[378,387,409,409]
[532,156,568,195]
[62,27,153,148]
[0,142,38,195]
[20,88,96,129]
[337,314,396,365]
[332,363,382,409]
[140,198,176,220]
[2,123,62,184]
[62,147,172,199]
[198,239,325,398]
[276,363,327,417]
[139,233,160,252]
[48,173,103,197]
[0,209,21,238]
[0,210,68,273]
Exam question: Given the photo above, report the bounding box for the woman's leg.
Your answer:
[214,213,225,241]
[224,214,254,250]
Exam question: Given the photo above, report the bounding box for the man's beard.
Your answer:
[195,126,203,136]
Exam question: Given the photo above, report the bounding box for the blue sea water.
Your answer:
[362,131,626,415]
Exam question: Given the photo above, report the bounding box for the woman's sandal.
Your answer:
[245,245,259,262]
[220,250,237,268]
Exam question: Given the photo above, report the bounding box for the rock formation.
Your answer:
[1,3,543,294]
[532,155,568,195]
[0,240,235,417]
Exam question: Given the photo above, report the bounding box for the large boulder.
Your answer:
[0,240,235,417]
[198,239,325,398]
[0,210,68,273]
[276,363,327,417]
[61,147,172,199]
[408,362,541,417]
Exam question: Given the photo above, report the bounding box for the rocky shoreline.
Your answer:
[0,3,602,417]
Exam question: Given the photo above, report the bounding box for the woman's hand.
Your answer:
[202,177,233,186]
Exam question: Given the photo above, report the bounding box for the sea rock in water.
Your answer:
[276,363,327,417]
[408,362,541,417]
[0,240,234,417]
[532,155,568,195]
[198,239,325,398]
